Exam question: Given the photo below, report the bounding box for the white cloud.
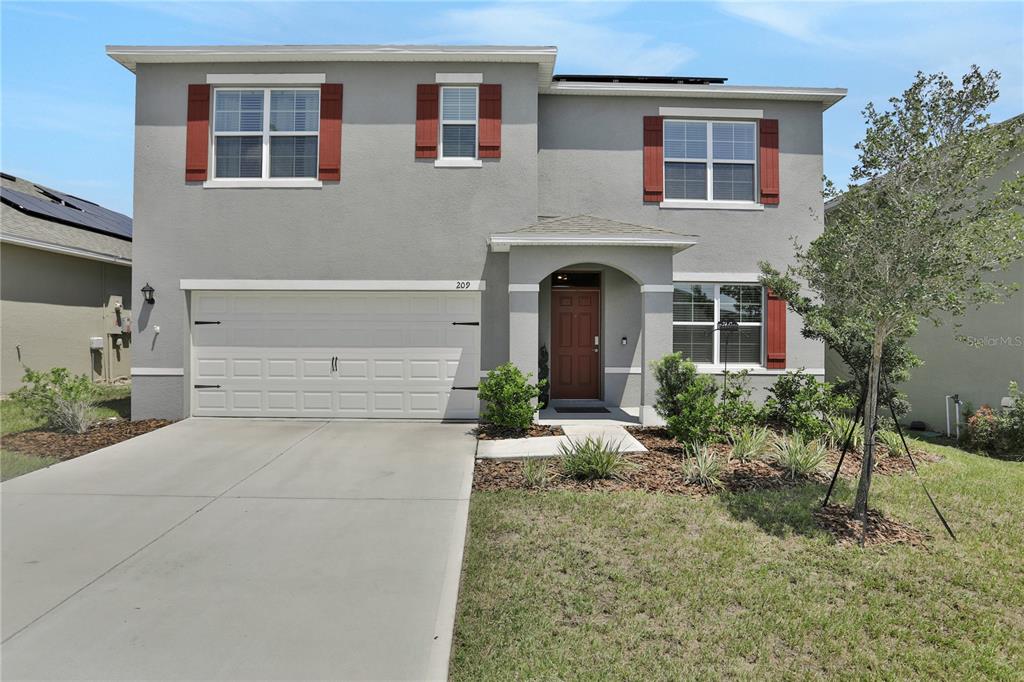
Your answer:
[428,3,696,75]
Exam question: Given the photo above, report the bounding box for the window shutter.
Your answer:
[643,115,664,202]
[185,84,210,182]
[478,84,502,158]
[415,84,439,159]
[766,288,786,368]
[759,118,780,205]
[318,84,343,181]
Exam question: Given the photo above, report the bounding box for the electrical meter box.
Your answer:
[89,336,104,350]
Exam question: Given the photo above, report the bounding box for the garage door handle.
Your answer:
[194,384,221,389]
[452,386,479,391]
[194,320,221,325]
[452,322,479,326]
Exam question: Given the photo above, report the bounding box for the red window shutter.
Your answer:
[759,118,780,205]
[185,84,210,182]
[319,84,343,181]
[765,288,787,368]
[478,84,502,158]
[643,116,664,202]
[415,84,439,159]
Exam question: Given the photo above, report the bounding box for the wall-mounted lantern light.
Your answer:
[141,282,155,304]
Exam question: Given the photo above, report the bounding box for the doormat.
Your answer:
[553,406,610,414]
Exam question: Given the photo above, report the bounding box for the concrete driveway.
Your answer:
[1,418,477,680]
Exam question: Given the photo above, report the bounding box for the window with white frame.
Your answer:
[664,121,757,202]
[440,86,477,158]
[672,283,764,365]
[213,88,319,179]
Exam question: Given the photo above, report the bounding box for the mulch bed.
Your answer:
[1,419,173,460]
[476,424,564,440]
[815,504,932,547]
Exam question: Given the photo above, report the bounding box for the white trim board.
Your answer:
[508,284,541,292]
[605,367,641,375]
[0,235,131,267]
[674,272,761,283]
[640,285,674,293]
[180,279,486,291]
[436,72,483,83]
[694,366,825,376]
[203,179,323,189]
[132,367,185,376]
[659,106,763,119]
[206,73,326,84]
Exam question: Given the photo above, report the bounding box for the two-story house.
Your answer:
[107,44,845,423]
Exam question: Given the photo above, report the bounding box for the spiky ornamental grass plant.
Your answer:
[772,433,829,480]
[827,416,865,452]
[558,436,631,481]
[685,442,723,490]
[761,67,1024,532]
[728,426,772,463]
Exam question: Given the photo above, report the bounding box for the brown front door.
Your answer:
[551,288,600,399]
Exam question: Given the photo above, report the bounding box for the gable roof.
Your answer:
[490,214,697,252]
[0,173,131,265]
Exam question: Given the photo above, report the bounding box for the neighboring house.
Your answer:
[1,173,133,394]
[106,44,845,423]
[825,142,1024,432]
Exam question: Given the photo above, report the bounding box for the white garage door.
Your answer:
[190,290,480,419]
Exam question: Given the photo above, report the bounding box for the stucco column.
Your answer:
[508,284,540,382]
[640,285,673,425]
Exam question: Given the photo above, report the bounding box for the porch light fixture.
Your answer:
[141,282,155,304]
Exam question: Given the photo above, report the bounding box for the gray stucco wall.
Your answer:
[1,244,132,394]
[537,94,827,377]
[130,61,538,418]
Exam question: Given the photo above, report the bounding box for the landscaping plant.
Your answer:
[875,430,905,457]
[728,425,771,463]
[10,367,98,434]
[716,370,761,433]
[827,415,865,452]
[478,362,545,431]
[762,67,1024,527]
[684,442,723,490]
[558,436,631,481]
[651,354,719,444]
[522,457,552,488]
[762,371,849,439]
[963,389,1023,461]
[772,432,828,480]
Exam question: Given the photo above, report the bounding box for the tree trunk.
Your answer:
[854,326,885,541]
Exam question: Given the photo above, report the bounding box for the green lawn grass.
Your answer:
[1,384,131,481]
[451,440,1023,680]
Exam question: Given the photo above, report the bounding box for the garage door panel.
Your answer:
[191,291,480,419]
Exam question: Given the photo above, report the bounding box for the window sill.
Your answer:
[202,179,323,189]
[693,365,825,376]
[660,200,763,211]
[434,158,483,168]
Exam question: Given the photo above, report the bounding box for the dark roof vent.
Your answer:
[552,74,728,85]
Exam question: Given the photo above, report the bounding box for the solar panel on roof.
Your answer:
[0,186,132,240]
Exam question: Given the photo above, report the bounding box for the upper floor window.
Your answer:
[440,86,477,159]
[213,88,320,179]
[664,121,756,202]
[673,283,764,365]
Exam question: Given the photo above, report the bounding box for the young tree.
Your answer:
[761,67,1024,536]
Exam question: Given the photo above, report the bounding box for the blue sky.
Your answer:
[2,1,1021,216]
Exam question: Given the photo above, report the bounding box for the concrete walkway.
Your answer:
[1,418,476,681]
[477,424,646,459]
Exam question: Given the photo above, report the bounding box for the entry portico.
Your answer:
[489,215,696,425]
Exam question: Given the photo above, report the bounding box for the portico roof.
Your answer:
[489,214,697,253]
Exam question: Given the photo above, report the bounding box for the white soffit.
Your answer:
[673,272,761,283]
[546,81,847,110]
[107,44,557,88]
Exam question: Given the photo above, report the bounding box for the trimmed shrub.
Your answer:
[558,436,631,480]
[728,425,772,462]
[478,363,544,431]
[10,367,97,434]
[652,353,720,445]
[685,442,723,490]
[772,432,828,480]
[717,370,761,433]
[762,371,851,439]
[651,353,700,419]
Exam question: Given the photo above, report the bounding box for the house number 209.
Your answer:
[455,281,472,289]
